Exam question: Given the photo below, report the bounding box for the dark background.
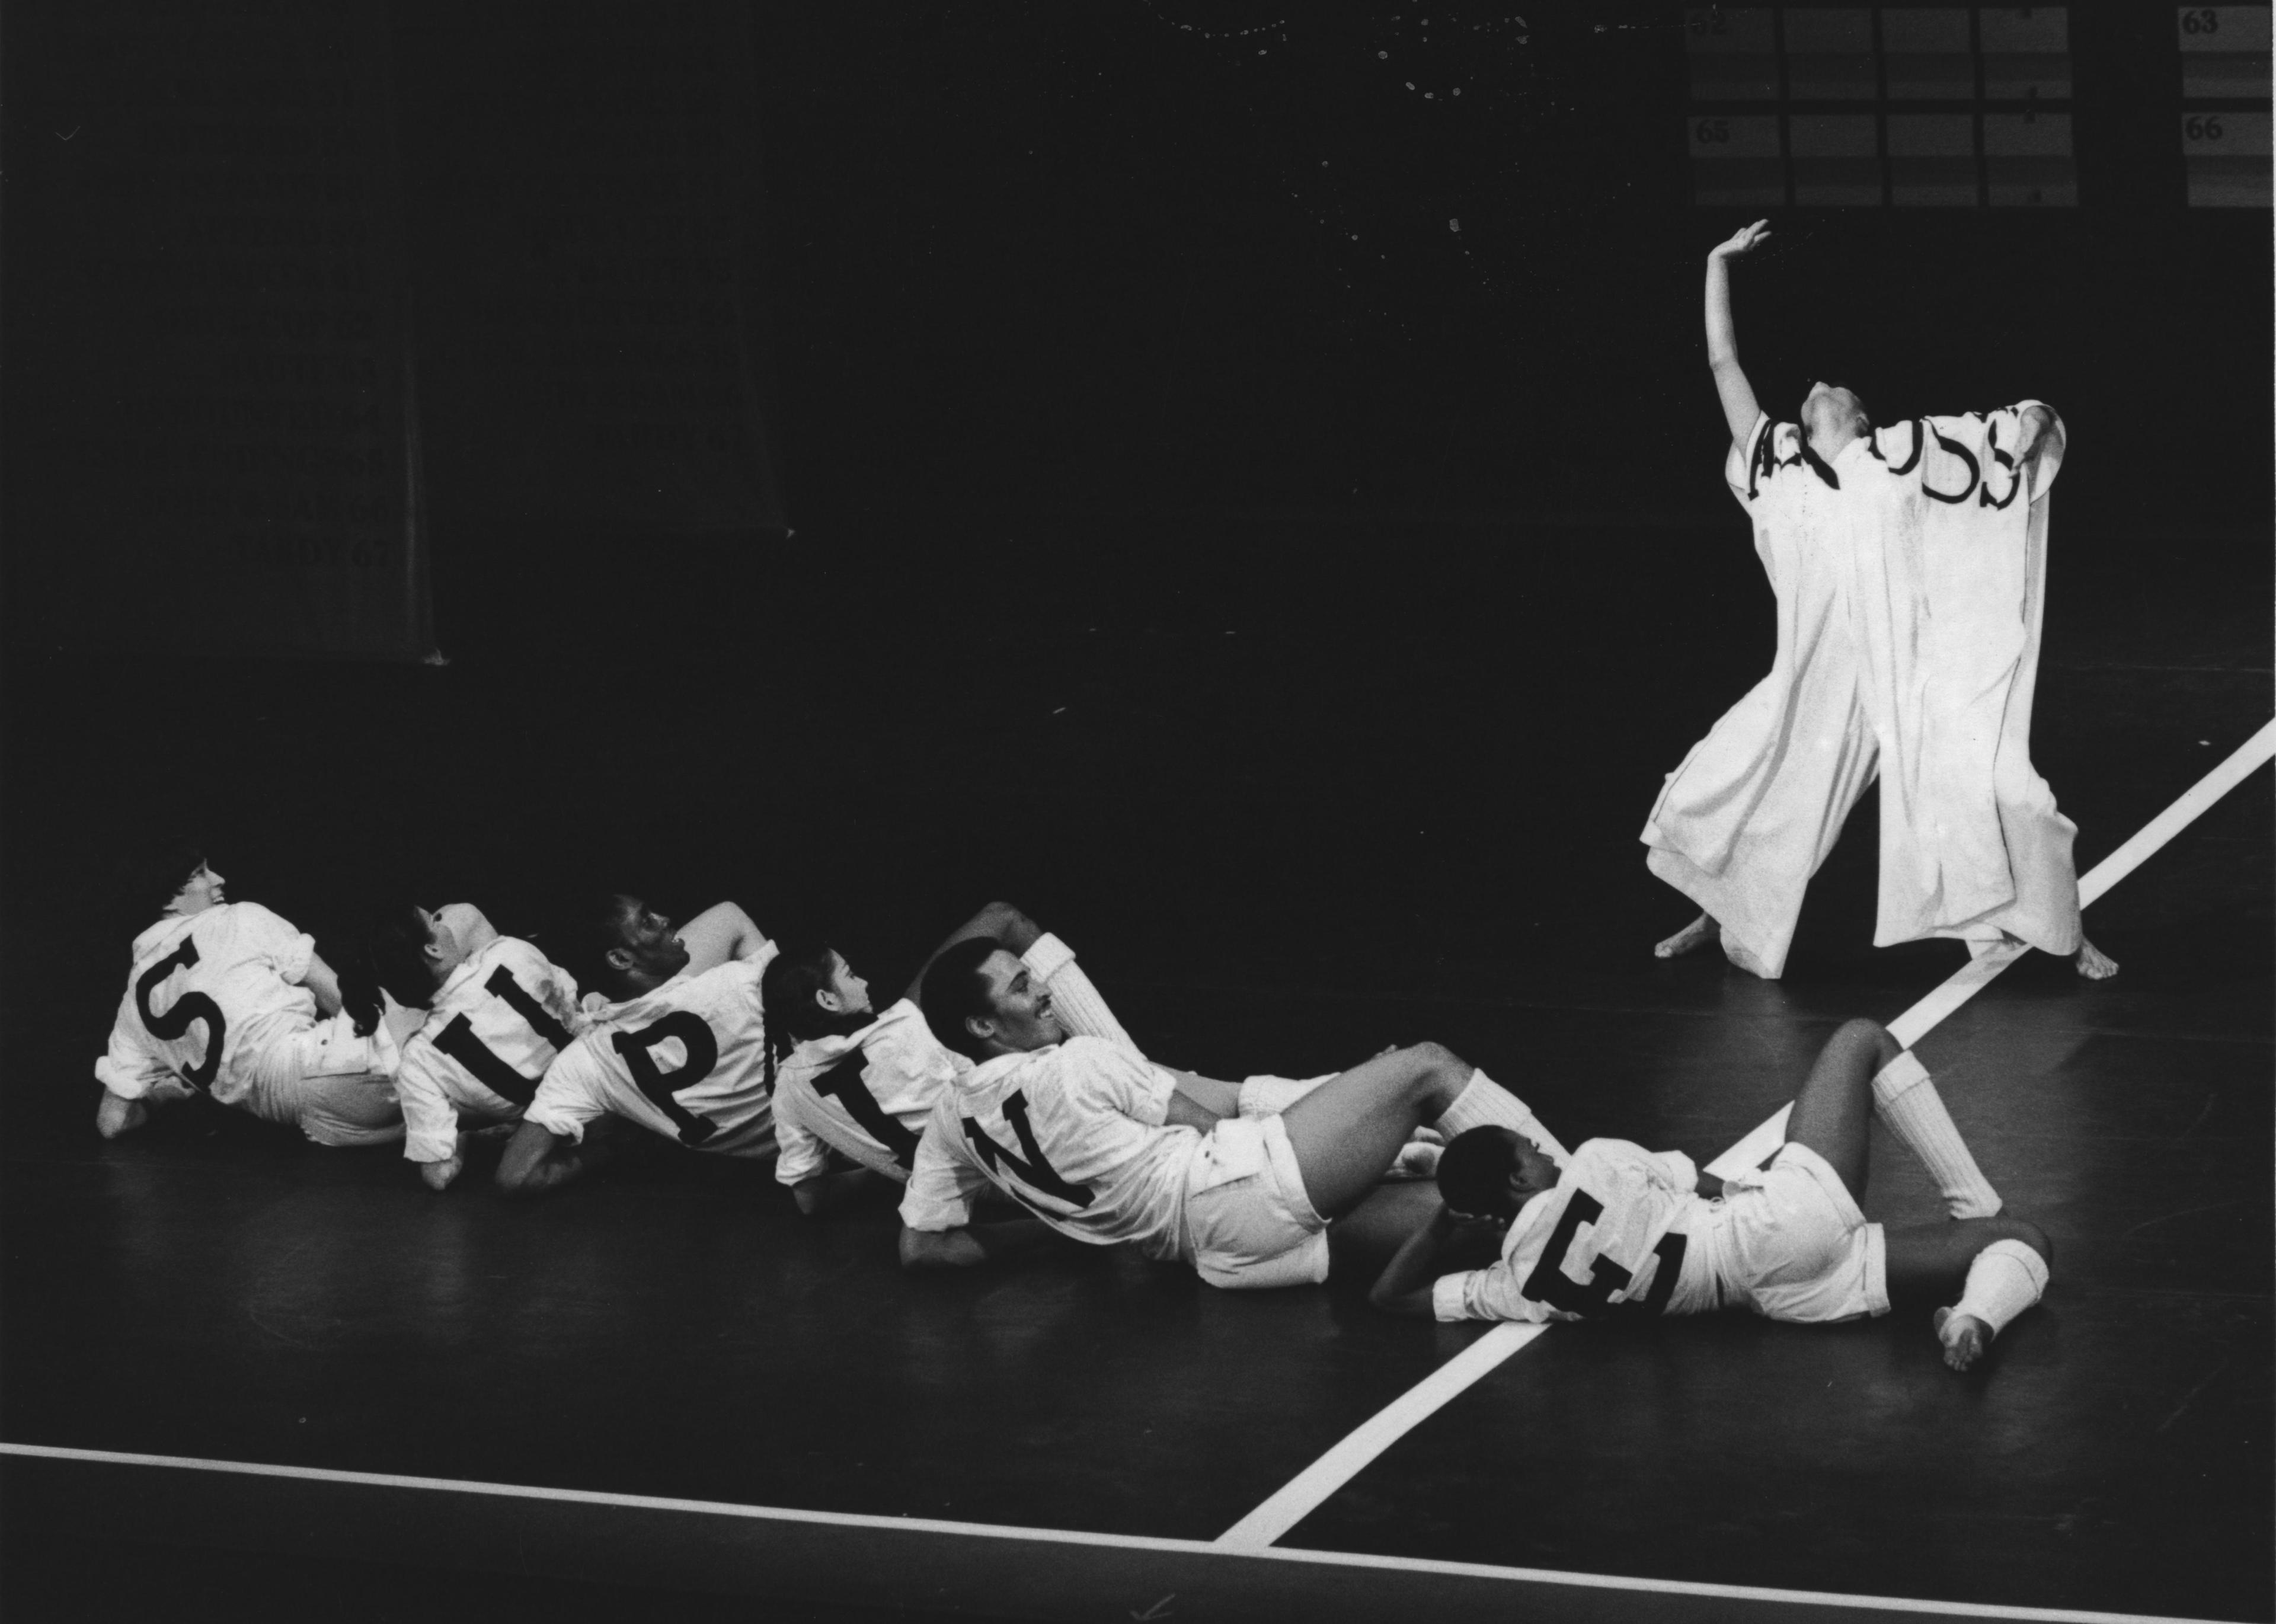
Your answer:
[0,9,2269,1622]
[1,0,2265,1136]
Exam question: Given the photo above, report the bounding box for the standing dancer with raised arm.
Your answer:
[1642,220,2114,981]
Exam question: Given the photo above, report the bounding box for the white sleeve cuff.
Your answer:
[1432,1271,1478,1322]
[403,1129,461,1165]
[522,1107,586,1146]
[280,931,317,985]
[1021,932,1078,983]
[94,1060,149,1100]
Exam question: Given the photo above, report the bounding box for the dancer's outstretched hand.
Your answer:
[1709,219,1772,260]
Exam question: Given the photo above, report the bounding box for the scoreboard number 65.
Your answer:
[1694,118,1731,145]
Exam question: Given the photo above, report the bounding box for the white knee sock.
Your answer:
[1434,1070,1569,1167]
[1022,934,1143,1060]
[1872,1051,2000,1219]
[1237,1073,1332,1118]
[1944,1238,2048,1341]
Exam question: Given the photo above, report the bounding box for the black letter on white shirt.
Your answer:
[612,1012,721,1146]
[135,938,226,1090]
[811,1050,920,1169]
[961,1089,1095,1210]
[1521,1190,1689,1319]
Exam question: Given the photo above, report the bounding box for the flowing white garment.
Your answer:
[1641,406,2080,977]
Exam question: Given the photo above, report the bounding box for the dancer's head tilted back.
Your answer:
[759,942,876,1088]
[919,936,1065,1062]
[1798,380,1870,458]
[571,890,692,1002]
[358,899,502,1012]
[122,836,219,919]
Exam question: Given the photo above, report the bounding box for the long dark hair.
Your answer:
[759,942,868,1094]
[338,901,436,1039]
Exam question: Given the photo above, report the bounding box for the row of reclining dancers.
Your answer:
[94,224,2086,1374]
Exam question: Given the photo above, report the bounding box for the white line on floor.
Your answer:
[0,1441,2237,1624]
[1217,716,2276,1547]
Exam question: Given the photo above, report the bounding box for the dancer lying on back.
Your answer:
[762,901,1137,1215]
[1369,1017,2049,1372]
[898,936,1562,1290]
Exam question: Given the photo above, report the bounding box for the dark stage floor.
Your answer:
[2,515,2268,1623]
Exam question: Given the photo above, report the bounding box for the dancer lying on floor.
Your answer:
[351,896,588,1190]
[1642,218,2114,982]
[761,902,1137,1215]
[94,840,412,1147]
[494,891,778,1195]
[897,936,1562,1290]
[1367,1018,2048,1372]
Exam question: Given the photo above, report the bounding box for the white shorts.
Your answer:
[1181,1113,1330,1290]
[242,1014,405,1148]
[1719,1142,1888,1324]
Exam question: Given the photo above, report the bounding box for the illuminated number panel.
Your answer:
[1684,7,2080,207]
[2179,7,2272,206]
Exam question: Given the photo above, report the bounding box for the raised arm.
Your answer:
[2012,402,2062,475]
[1705,219,1772,449]
[674,902,770,977]
[900,900,1044,1008]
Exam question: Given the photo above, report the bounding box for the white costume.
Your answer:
[1643,406,2080,977]
[772,998,970,1185]
[396,936,586,1165]
[899,1035,1332,1290]
[95,901,402,1146]
[1434,1138,1887,1326]
[526,946,781,1157]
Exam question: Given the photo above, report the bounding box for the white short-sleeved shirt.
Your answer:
[395,936,586,1163]
[897,1035,1200,1261]
[1434,1139,1722,1324]
[525,947,781,1157]
[95,902,321,1108]
[771,999,970,1185]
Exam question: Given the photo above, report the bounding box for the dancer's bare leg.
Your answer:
[1654,910,1719,960]
[1278,1043,1480,1220]
[1779,1017,1901,1196]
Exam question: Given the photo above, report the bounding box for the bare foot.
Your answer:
[1934,1306,1991,1372]
[2075,938,2118,980]
[421,1153,465,1191]
[1654,912,1719,960]
[95,1091,148,1139]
